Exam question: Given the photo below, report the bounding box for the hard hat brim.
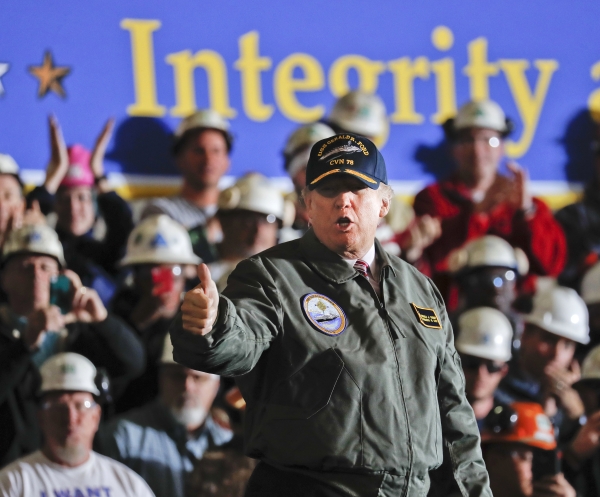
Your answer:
[120,253,202,267]
[523,317,590,345]
[455,343,511,363]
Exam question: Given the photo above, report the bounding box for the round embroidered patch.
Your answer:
[301,293,348,336]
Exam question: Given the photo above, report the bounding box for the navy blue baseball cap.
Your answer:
[305,133,388,190]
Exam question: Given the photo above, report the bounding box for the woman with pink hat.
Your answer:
[26,116,134,305]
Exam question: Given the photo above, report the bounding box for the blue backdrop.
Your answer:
[0,1,599,193]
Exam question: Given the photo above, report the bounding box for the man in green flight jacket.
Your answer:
[170,133,491,497]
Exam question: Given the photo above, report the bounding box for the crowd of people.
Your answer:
[0,90,599,496]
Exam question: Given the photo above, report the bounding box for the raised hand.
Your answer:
[90,118,115,193]
[569,411,600,463]
[181,263,220,336]
[544,361,584,420]
[400,214,442,262]
[506,161,533,212]
[44,115,69,194]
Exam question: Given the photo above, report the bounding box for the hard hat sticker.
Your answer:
[302,293,348,336]
[410,303,442,329]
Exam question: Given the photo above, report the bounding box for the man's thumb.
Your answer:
[197,263,213,294]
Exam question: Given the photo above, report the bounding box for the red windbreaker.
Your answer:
[411,175,567,280]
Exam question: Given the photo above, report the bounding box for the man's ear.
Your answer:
[91,404,102,433]
[303,190,313,213]
[379,197,391,219]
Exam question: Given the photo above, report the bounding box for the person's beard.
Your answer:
[52,443,89,466]
[170,405,208,429]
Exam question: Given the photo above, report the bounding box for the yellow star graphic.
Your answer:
[28,51,71,98]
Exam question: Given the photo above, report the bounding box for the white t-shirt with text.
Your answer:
[0,450,154,497]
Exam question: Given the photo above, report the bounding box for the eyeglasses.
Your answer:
[41,399,97,414]
[460,355,505,373]
[455,136,501,148]
[462,270,517,289]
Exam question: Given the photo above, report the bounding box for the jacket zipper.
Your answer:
[379,266,414,497]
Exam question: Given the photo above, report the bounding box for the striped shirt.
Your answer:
[141,196,217,229]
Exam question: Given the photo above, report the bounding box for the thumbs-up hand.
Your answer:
[181,264,220,336]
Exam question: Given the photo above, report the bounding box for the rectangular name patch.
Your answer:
[410,303,442,329]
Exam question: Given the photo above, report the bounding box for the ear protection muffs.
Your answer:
[484,403,517,434]
[94,367,112,406]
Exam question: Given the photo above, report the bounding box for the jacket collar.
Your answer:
[299,229,395,284]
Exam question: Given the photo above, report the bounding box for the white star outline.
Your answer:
[0,62,9,95]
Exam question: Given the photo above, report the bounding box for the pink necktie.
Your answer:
[354,259,369,278]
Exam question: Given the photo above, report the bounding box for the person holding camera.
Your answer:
[111,214,201,413]
[0,224,143,468]
[481,402,575,497]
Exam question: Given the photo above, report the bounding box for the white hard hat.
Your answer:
[40,353,100,395]
[0,153,20,175]
[284,123,336,179]
[2,224,65,267]
[581,262,600,305]
[448,235,529,275]
[283,122,336,159]
[174,109,233,149]
[454,100,509,134]
[579,345,600,382]
[121,215,201,266]
[523,286,590,344]
[455,307,513,362]
[328,91,389,147]
[218,178,286,224]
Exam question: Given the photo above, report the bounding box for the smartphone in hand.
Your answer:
[50,274,72,314]
[532,448,561,481]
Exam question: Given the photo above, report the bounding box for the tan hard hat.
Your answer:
[2,224,65,267]
[448,235,529,275]
[218,176,290,225]
[328,91,389,147]
[581,262,600,305]
[175,109,230,138]
[454,100,510,134]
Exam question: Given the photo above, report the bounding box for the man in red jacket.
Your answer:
[413,100,566,296]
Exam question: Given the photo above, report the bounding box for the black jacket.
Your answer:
[0,313,144,468]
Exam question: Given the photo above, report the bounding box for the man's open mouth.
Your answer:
[336,217,352,228]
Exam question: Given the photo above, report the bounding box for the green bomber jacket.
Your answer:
[170,229,491,497]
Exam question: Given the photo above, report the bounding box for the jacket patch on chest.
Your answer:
[410,303,442,329]
[302,293,348,336]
